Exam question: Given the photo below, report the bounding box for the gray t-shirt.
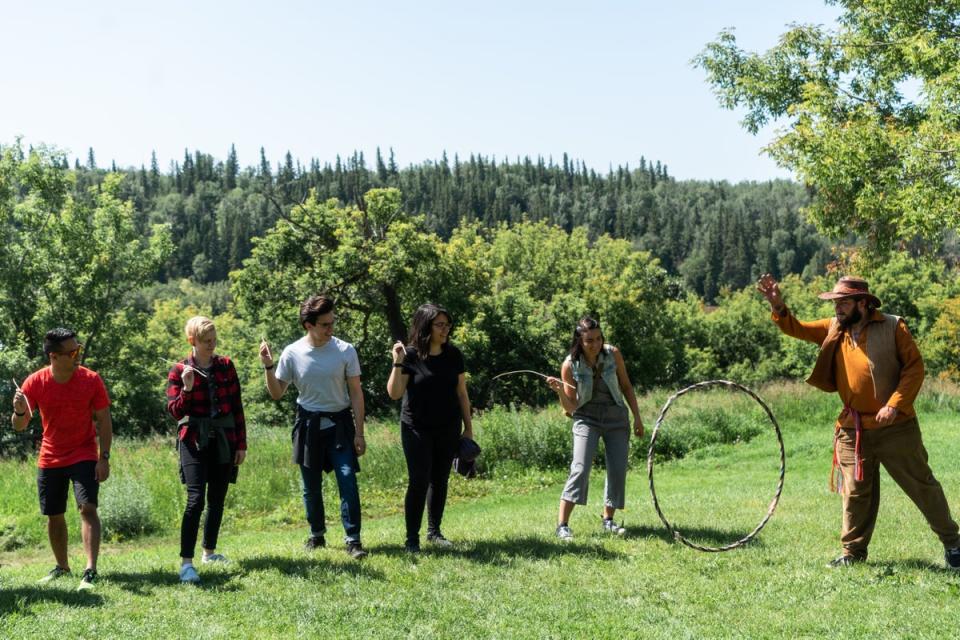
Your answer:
[275,336,362,423]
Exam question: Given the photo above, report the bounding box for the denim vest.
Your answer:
[565,344,626,410]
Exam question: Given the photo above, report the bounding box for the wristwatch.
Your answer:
[100,451,111,461]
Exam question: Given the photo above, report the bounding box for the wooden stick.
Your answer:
[159,358,209,377]
[11,378,33,417]
[491,369,576,389]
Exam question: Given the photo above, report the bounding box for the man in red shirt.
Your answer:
[11,328,113,591]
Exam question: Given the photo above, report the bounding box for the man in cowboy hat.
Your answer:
[757,273,960,569]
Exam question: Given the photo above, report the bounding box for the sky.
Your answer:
[1,1,842,182]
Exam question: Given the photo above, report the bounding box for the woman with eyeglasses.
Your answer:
[166,316,247,584]
[387,303,474,552]
[546,316,644,540]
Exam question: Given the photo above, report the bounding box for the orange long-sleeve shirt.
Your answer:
[772,309,924,429]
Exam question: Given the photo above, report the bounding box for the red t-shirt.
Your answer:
[21,366,111,469]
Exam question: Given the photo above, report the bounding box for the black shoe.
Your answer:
[77,568,98,591]
[38,565,71,584]
[946,547,960,570]
[304,535,326,550]
[426,531,453,548]
[346,542,368,560]
[404,541,421,554]
[827,555,865,568]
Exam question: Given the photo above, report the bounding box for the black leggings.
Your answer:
[179,441,232,559]
[401,424,458,543]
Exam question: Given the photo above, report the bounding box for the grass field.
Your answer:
[2,382,960,638]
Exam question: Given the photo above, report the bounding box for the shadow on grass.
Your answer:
[374,535,626,566]
[0,585,104,615]
[238,554,385,581]
[872,557,959,575]
[106,567,242,595]
[624,523,768,549]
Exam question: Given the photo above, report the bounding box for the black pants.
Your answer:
[179,441,232,559]
[401,424,458,543]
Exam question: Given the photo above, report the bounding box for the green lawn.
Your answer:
[2,385,960,638]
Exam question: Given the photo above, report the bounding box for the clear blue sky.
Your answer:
[2,0,841,182]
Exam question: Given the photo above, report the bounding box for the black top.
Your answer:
[399,344,465,430]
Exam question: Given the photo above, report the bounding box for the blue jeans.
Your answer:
[299,432,361,543]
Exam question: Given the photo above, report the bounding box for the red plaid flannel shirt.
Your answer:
[166,354,247,451]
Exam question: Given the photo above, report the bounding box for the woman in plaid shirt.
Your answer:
[166,316,247,584]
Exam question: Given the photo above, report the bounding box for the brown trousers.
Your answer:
[836,417,960,559]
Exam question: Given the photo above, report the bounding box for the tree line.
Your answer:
[64,145,832,302]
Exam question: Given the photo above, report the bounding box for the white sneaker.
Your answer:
[202,553,228,564]
[556,524,573,540]
[602,518,626,536]
[179,564,200,584]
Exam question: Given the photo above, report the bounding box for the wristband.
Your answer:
[263,364,275,370]
[14,410,26,417]
[392,363,404,368]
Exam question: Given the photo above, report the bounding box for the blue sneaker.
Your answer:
[179,564,200,584]
[202,553,228,564]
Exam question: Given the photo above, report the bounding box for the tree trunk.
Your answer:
[381,283,407,342]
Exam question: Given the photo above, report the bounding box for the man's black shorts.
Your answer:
[37,460,99,516]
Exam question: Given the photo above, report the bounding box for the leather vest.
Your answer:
[806,313,901,404]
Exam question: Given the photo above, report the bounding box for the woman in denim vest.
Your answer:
[547,316,644,540]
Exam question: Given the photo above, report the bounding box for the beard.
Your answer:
[837,306,863,329]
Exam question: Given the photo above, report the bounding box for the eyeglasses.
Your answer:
[56,344,84,359]
[432,322,452,330]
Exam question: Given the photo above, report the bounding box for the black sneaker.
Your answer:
[404,540,421,554]
[304,535,326,550]
[346,542,368,560]
[827,555,865,568]
[37,565,71,584]
[426,532,453,548]
[945,547,960,570]
[77,568,98,591]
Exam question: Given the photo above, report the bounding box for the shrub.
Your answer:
[99,477,157,541]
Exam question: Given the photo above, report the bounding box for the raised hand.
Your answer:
[13,389,28,414]
[181,365,196,392]
[757,273,785,311]
[259,339,274,368]
[391,341,406,364]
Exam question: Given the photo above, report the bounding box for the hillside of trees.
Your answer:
[66,145,830,302]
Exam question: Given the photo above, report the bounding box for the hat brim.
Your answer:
[817,291,882,307]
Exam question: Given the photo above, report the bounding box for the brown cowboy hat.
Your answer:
[817,276,881,307]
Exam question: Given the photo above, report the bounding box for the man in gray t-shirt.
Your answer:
[260,295,368,559]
